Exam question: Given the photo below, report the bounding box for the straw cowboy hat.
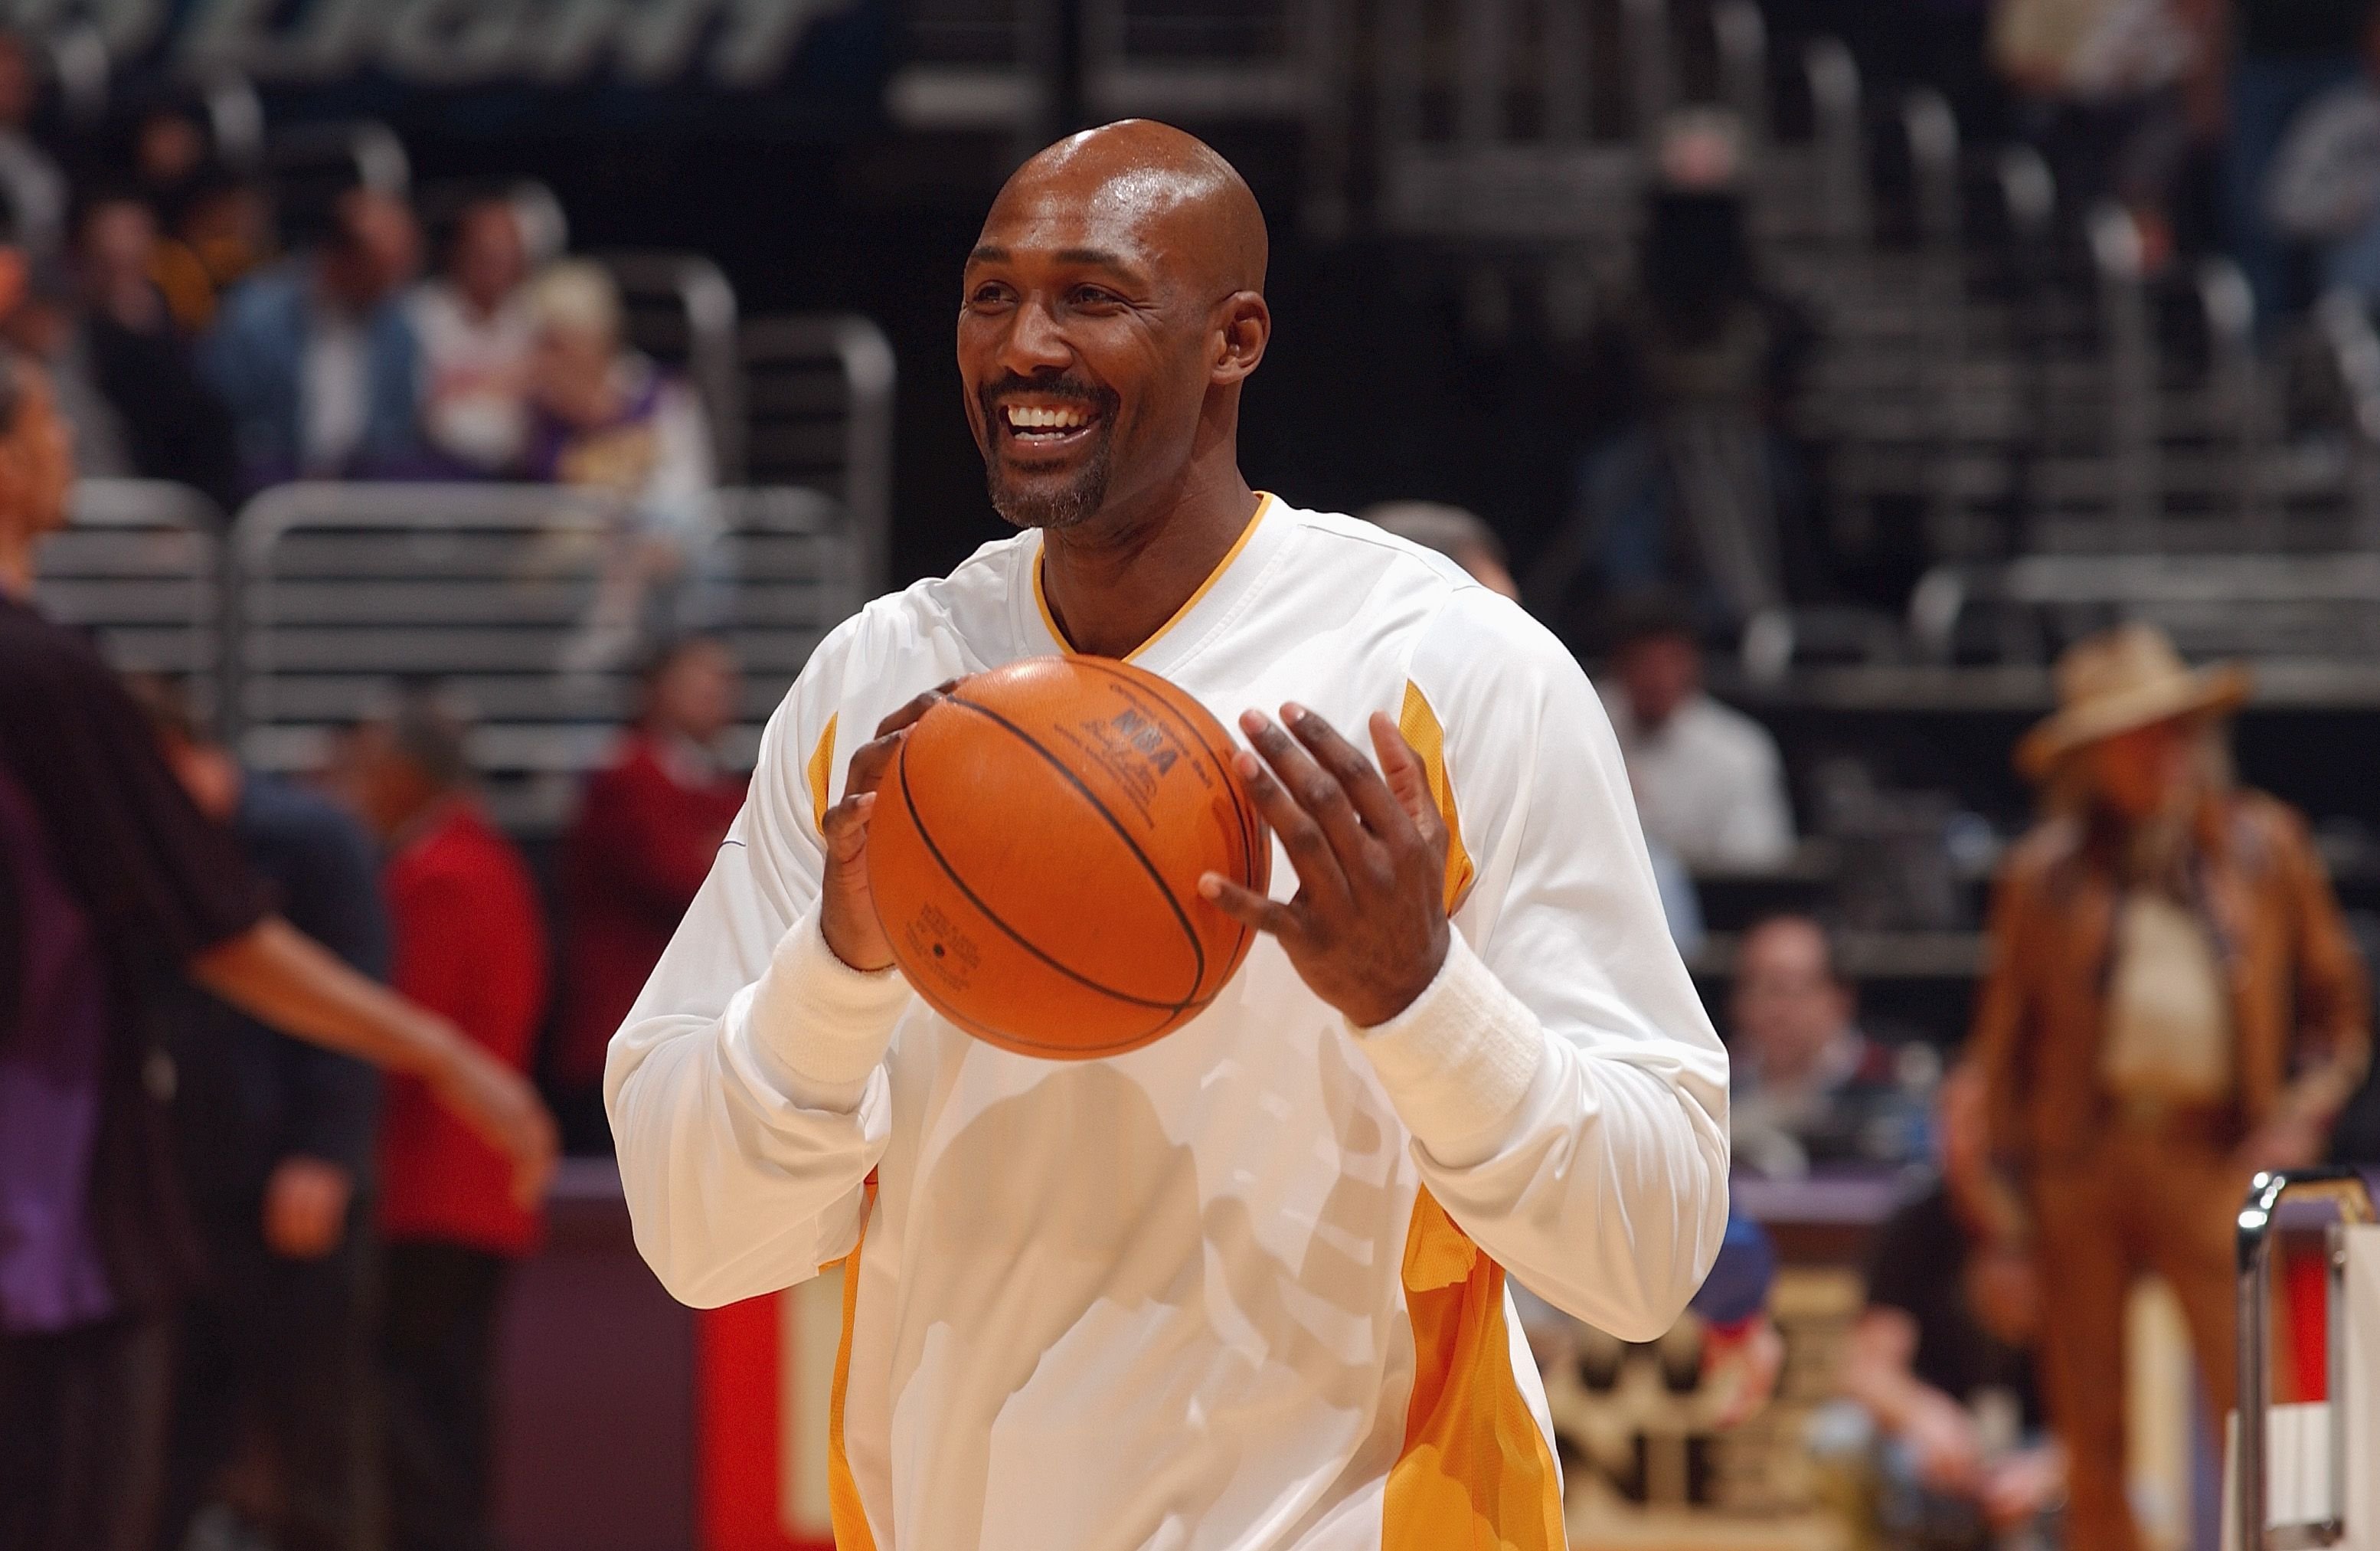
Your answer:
[2015,622,2251,780]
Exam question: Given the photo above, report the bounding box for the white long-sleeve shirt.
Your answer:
[606,496,1730,1551]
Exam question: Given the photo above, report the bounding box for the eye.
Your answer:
[1067,285,1123,309]
[967,280,1015,309]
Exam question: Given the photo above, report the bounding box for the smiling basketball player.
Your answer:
[607,121,1729,1549]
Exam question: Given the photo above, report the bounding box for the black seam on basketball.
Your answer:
[897,720,1202,1013]
[941,692,1211,1000]
[897,916,1211,1056]
[1064,658,1262,990]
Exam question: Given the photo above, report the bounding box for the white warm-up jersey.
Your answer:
[606,496,1730,1551]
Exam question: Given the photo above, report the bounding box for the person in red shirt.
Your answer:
[342,690,548,1551]
[552,634,745,1149]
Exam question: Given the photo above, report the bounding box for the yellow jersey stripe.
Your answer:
[1385,683,1562,1551]
[1395,682,1475,913]
[825,1180,878,1550]
[806,715,839,829]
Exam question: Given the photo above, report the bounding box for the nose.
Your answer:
[994,291,1073,378]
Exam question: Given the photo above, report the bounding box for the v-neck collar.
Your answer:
[1023,492,1280,671]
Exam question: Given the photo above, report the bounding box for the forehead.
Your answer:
[971,169,1205,280]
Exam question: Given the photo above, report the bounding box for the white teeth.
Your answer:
[1005,404,1088,431]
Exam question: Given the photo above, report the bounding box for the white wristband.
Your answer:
[1349,932,1545,1168]
[725,907,910,1112]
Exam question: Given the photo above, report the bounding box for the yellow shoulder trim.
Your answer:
[806,715,839,830]
[1034,492,1275,660]
[1397,682,1475,913]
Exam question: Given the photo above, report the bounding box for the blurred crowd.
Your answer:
[0,27,724,657]
[1530,0,2380,640]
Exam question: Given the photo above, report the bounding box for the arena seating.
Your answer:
[33,308,896,835]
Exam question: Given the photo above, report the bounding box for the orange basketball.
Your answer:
[865,656,1272,1059]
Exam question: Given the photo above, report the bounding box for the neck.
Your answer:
[1037,444,1257,660]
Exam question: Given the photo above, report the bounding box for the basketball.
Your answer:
[865,655,1271,1059]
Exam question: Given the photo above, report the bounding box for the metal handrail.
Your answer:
[2315,290,2380,547]
[738,313,897,596]
[1910,553,2380,662]
[2089,201,2159,545]
[2236,1168,2376,1551]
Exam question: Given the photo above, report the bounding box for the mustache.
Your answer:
[977,374,1119,424]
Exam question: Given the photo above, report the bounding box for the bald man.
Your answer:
[608,123,1728,1549]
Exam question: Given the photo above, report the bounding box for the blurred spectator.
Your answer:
[74,191,240,509]
[1367,499,1705,948]
[1991,0,2208,262]
[0,247,132,478]
[1823,1066,2061,1551]
[0,354,551,1551]
[525,259,724,658]
[136,679,385,1551]
[0,31,65,263]
[1728,915,1927,1176]
[1969,623,2369,1551]
[411,196,535,475]
[2228,0,2380,317]
[552,635,747,1150]
[343,691,548,1551]
[1360,499,1522,600]
[1515,1209,1783,1432]
[152,172,274,337]
[1597,593,1795,872]
[201,186,423,489]
[2258,5,2380,309]
[1533,113,1815,638]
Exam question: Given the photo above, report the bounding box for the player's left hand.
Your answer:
[1199,704,1451,1028]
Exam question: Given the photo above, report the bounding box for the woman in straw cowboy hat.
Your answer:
[1967,622,2370,1551]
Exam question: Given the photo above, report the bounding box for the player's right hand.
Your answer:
[820,682,957,972]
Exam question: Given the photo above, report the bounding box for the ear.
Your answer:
[1211,290,1270,386]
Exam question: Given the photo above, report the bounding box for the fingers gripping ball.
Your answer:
[866,656,1270,1058]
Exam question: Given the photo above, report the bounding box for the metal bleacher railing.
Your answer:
[230,481,867,833]
[32,479,229,723]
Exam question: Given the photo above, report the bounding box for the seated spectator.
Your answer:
[551,635,747,1150]
[1597,593,1795,872]
[1823,1065,2061,1550]
[340,689,548,1551]
[1,250,133,479]
[1729,915,1927,1175]
[411,196,534,475]
[151,169,275,336]
[524,259,724,656]
[1360,499,1522,600]
[134,678,386,1551]
[73,192,241,509]
[0,31,65,262]
[201,186,423,489]
[1993,0,2207,267]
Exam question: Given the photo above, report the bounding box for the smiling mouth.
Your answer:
[998,400,1101,451]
